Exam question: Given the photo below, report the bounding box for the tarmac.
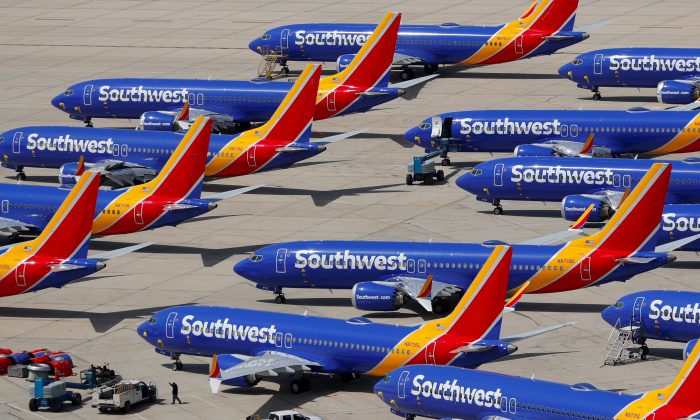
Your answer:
[0,0,699,418]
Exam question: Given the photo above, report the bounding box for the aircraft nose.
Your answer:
[455,172,481,195]
[373,378,390,402]
[233,258,253,279]
[558,63,574,80]
[51,93,66,111]
[248,38,264,53]
[403,127,423,147]
[136,321,149,340]
[600,305,619,327]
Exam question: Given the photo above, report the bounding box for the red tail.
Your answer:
[32,171,100,259]
[525,0,579,33]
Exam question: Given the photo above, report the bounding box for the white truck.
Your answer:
[267,411,322,420]
[92,380,157,413]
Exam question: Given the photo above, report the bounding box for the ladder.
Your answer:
[604,324,640,366]
[257,46,288,79]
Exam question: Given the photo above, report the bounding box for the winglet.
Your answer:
[75,155,85,176]
[617,187,631,208]
[569,204,594,230]
[579,133,594,155]
[416,275,432,299]
[209,355,222,394]
[175,100,190,122]
[505,280,530,309]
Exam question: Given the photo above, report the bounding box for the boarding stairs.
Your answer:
[257,46,288,79]
[603,319,641,366]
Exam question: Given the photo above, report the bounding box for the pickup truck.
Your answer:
[92,380,157,413]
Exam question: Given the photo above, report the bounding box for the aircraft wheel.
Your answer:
[275,295,286,304]
[592,92,602,101]
[28,398,38,412]
[432,297,449,315]
[16,173,26,181]
[441,158,450,166]
[174,360,183,371]
[290,379,304,394]
[281,66,290,76]
[424,64,439,74]
[400,68,415,81]
[493,206,504,215]
[406,174,413,185]
[436,170,445,182]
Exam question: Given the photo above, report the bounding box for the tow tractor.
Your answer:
[406,140,449,185]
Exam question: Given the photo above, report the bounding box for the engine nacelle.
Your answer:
[58,162,90,187]
[336,54,356,73]
[351,282,406,311]
[684,338,698,360]
[656,80,700,105]
[513,144,555,157]
[561,195,611,223]
[212,354,260,388]
[138,111,178,131]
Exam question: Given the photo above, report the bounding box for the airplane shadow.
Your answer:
[579,95,658,103]
[503,350,577,362]
[666,260,700,270]
[258,297,352,307]
[646,347,684,361]
[0,305,180,333]
[88,240,269,267]
[313,131,416,149]
[477,209,563,218]
[290,159,352,168]
[437,70,563,80]
[515,302,609,313]
[6,175,58,185]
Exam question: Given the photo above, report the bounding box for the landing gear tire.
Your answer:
[173,359,183,371]
[16,172,26,181]
[406,174,413,185]
[281,66,290,76]
[441,158,451,166]
[424,64,439,74]
[641,344,649,360]
[275,294,286,304]
[400,67,415,81]
[436,170,444,182]
[493,206,504,215]
[592,92,602,101]
[290,377,311,394]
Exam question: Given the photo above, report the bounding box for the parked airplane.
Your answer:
[50,13,432,131]
[405,108,700,164]
[235,164,676,313]
[0,117,258,237]
[138,246,571,394]
[559,48,700,103]
[6,65,358,184]
[374,344,700,420]
[456,156,700,216]
[249,0,588,80]
[602,290,700,359]
[0,171,148,297]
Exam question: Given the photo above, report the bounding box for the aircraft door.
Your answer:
[280,29,290,53]
[1,200,8,213]
[613,173,621,187]
[494,163,505,187]
[632,297,645,326]
[397,370,410,399]
[276,248,287,273]
[580,257,591,281]
[15,263,26,287]
[594,54,603,75]
[515,35,524,54]
[284,333,292,348]
[431,116,442,138]
[247,145,256,166]
[83,84,94,106]
[196,93,204,106]
[134,202,144,225]
[165,312,178,338]
[12,132,22,154]
[326,91,336,112]
[275,332,283,347]
[407,259,415,273]
[441,117,453,139]
[623,174,631,188]
[425,341,437,364]
[418,259,426,274]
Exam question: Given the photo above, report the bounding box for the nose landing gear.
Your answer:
[84,118,93,128]
[15,166,26,181]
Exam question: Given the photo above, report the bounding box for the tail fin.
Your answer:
[514,0,578,33]
[425,246,512,339]
[30,171,101,260]
[321,12,400,90]
[142,116,212,199]
[570,163,670,253]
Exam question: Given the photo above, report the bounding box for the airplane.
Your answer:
[602,290,700,359]
[405,108,700,165]
[137,245,573,394]
[249,0,588,80]
[0,117,259,237]
[559,48,700,103]
[0,171,149,298]
[4,65,359,184]
[456,156,700,216]
[50,13,433,131]
[374,343,700,420]
[234,163,677,314]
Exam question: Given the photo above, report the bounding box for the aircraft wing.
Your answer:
[376,275,463,312]
[86,159,159,187]
[209,351,321,394]
[516,205,593,245]
[203,184,263,203]
[88,243,153,262]
[393,52,428,66]
[0,216,37,233]
[501,322,577,343]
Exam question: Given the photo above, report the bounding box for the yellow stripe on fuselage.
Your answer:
[648,112,700,155]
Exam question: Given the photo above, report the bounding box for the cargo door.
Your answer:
[15,263,26,287]
[247,146,256,167]
[83,84,94,106]
[326,91,336,112]
[12,132,23,154]
[276,248,287,273]
[515,35,524,54]
[165,312,178,339]
[134,202,144,225]
[580,256,591,281]
[594,53,603,75]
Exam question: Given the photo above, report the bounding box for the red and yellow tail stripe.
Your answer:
[520,163,670,294]
[92,117,211,235]
[205,64,320,177]
[647,112,700,155]
[365,246,511,376]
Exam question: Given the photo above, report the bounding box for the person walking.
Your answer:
[169,382,182,404]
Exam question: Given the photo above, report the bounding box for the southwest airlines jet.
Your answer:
[0,117,258,237]
[235,164,676,313]
[559,48,700,104]
[602,290,700,358]
[249,0,588,80]
[405,109,700,163]
[51,13,433,131]
[4,65,355,184]
[138,246,571,394]
[374,344,700,420]
[0,172,148,298]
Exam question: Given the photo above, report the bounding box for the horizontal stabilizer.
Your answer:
[502,322,577,343]
[312,129,368,145]
[517,206,592,245]
[204,184,263,203]
[655,233,700,253]
[389,74,439,90]
[615,256,656,264]
[163,203,198,211]
[450,343,496,354]
[89,243,152,262]
[49,263,87,272]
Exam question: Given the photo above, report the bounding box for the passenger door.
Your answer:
[594,53,603,75]
[134,202,144,225]
[580,257,591,281]
[280,29,290,53]
[632,297,645,327]
[397,370,410,399]
[326,91,336,112]
[247,146,256,167]
[276,248,287,274]
[15,263,26,287]
[494,163,505,187]
[165,312,178,339]
[83,84,94,106]
[12,132,23,154]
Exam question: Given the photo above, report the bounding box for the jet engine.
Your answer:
[336,54,356,72]
[513,144,555,157]
[58,162,87,186]
[138,111,181,131]
[351,282,407,311]
[560,195,612,223]
[212,354,260,388]
[684,338,698,360]
[656,80,700,105]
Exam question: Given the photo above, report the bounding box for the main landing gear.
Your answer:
[171,353,183,371]
[289,377,311,394]
[400,65,415,81]
[15,166,26,181]
[424,64,439,74]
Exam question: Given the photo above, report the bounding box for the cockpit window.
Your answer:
[614,301,624,309]
[419,123,431,130]
[383,375,391,383]
[470,169,482,176]
[261,34,271,40]
[64,89,74,96]
[148,317,157,324]
[571,59,583,65]
[0,137,4,143]
[250,254,263,262]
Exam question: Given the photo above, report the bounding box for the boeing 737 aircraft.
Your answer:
[374,344,700,420]
[249,0,588,80]
[602,290,700,359]
[51,13,433,131]
[4,65,357,184]
[405,108,700,163]
[559,48,700,103]
[138,246,571,394]
[0,117,258,237]
[235,164,677,313]
[457,156,700,216]
[0,172,148,298]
